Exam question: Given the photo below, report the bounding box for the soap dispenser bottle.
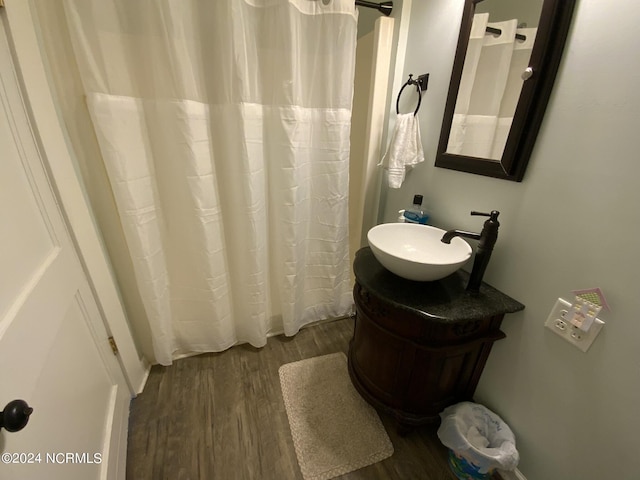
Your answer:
[403,195,429,224]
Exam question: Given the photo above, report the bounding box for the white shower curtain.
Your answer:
[63,0,358,365]
[447,14,536,160]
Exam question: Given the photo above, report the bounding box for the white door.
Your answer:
[0,16,130,480]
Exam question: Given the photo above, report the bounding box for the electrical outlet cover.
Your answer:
[544,298,605,352]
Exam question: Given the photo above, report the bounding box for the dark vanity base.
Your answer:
[348,248,524,428]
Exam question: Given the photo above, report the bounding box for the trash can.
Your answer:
[437,402,519,480]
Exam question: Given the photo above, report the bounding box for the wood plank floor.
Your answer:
[126,317,462,479]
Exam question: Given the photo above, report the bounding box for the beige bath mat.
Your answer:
[278,352,394,480]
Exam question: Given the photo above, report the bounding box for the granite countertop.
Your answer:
[354,247,525,323]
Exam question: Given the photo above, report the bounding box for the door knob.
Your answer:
[0,400,33,432]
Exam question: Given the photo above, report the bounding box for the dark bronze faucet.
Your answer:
[441,211,500,293]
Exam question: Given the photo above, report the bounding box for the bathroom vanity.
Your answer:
[348,247,524,428]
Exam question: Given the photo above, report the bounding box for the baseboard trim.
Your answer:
[497,468,527,480]
[135,362,152,396]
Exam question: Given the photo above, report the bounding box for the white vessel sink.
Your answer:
[367,223,472,281]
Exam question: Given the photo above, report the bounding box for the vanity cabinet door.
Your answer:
[349,281,507,425]
[350,312,409,409]
[403,330,506,416]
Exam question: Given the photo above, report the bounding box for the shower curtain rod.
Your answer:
[486,26,526,42]
[355,0,393,16]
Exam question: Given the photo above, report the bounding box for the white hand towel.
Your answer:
[379,113,424,188]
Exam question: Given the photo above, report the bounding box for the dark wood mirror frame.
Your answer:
[435,0,576,181]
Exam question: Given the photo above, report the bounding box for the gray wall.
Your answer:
[381,1,640,478]
[475,0,543,28]
[356,3,380,37]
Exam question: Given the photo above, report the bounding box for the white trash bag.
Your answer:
[437,402,519,474]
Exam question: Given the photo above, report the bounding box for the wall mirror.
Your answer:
[435,0,576,181]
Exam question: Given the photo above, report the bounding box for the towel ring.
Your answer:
[396,74,422,116]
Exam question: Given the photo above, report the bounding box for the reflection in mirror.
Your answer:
[436,0,576,181]
[447,0,542,160]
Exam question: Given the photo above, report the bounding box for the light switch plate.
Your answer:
[545,298,604,352]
